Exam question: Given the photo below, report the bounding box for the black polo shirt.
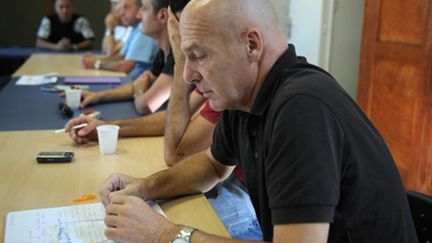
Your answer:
[211,45,417,242]
[148,48,174,111]
[150,48,174,77]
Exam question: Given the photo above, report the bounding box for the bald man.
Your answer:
[99,0,417,242]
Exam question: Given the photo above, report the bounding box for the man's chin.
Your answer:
[208,100,225,112]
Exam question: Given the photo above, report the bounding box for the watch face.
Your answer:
[172,238,188,243]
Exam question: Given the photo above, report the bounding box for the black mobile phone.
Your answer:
[36,151,74,163]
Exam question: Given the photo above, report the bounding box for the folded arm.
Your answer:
[133,73,173,115]
[36,38,58,50]
[99,59,135,73]
[164,89,210,166]
[72,39,93,51]
[164,16,211,165]
[113,111,166,137]
[101,149,330,243]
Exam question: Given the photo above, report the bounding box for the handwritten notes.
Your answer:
[5,202,165,243]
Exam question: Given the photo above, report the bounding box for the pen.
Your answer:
[72,194,97,203]
[54,123,88,134]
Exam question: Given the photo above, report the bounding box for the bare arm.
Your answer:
[102,13,123,56]
[72,39,93,51]
[36,38,72,51]
[99,59,135,73]
[81,52,134,73]
[36,38,58,50]
[164,10,211,166]
[133,73,173,115]
[82,53,124,70]
[105,194,329,243]
[183,223,329,243]
[64,111,166,144]
[164,89,210,166]
[101,149,330,243]
[79,82,134,107]
[79,71,155,107]
[164,32,208,166]
[113,111,166,137]
[102,34,123,56]
[164,64,191,163]
[101,149,234,203]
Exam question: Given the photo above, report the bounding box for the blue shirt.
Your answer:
[121,23,158,80]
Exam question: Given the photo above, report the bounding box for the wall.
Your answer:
[0,1,43,48]
[0,0,109,49]
[328,0,364,98]
[288,0,325,66]
[269,0,364,99]
[268,0,290,37]
[270,0,325,66]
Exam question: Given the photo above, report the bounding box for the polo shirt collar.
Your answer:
[248,44,300,116]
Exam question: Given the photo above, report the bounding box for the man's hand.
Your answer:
[82,54,97,69]
[56,38,72,51]
[167,9,185,66]
[99,173,150,206]
[105,13,120,31]
[132,72,153,96]
[104,195,180,243]
[58,90,102,108]
[80,90,103,108]
[64,116,105,144]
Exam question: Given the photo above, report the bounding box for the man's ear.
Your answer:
[158,8,169,23]
[244,28,263,62]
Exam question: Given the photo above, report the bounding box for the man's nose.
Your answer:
[183,59,197,84]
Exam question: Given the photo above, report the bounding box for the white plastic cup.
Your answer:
[97,125,120,154]
[65,89,82,109]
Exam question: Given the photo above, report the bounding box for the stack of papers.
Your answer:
[16,72,58,86]
[5,202,166,243]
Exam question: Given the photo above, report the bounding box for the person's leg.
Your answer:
[205,175,263,240]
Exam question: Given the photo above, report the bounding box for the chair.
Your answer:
[406,190,432,243]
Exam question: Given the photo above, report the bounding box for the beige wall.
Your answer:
[267,0,364,99]
[328,0,364,98]
[268,0,290,36]
[0,0,109,49]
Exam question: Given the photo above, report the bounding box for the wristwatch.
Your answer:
[133,89,144,98]
[170,226,196,243]
[94,59,101,70]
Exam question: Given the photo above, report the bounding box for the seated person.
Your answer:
[97,0,418,242]
[36,0,94,51]
[64,0,201,146]
[72,0,171,116]
[64,1,262,239]
[102,0,132,56]
[82,0,158,80]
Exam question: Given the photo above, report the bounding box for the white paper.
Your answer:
[16,73,58,86]
[5,202,166,243]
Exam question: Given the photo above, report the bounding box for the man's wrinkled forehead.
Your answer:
[180,20,215,55]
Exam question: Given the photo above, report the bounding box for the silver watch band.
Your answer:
[170,226,196,243]
[94,59,101,70]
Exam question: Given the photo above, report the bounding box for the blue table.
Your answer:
[0,78,140,131]
[0,46,99,59]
